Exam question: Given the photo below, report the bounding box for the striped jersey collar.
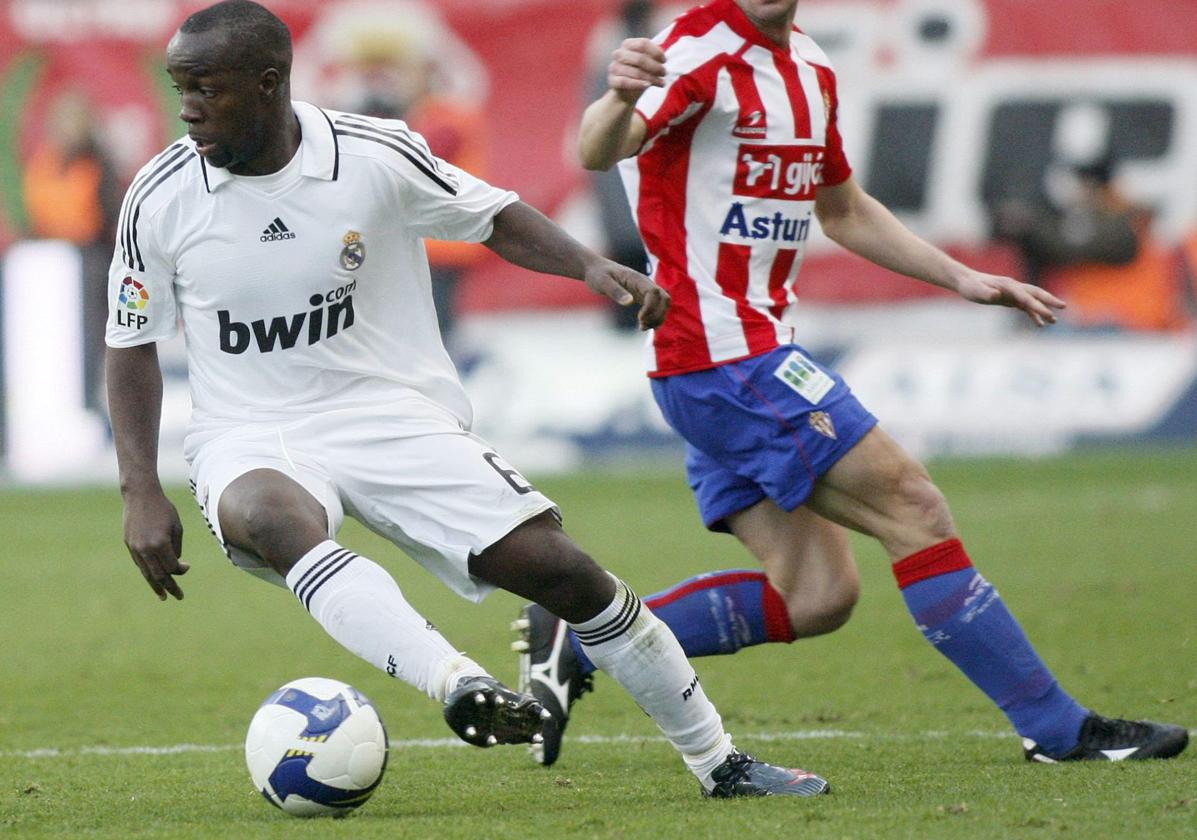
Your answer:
[200,101,340,192]
[710,0,799,54]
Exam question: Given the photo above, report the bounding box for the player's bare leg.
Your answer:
[728,501,859,637]
[218,469,548,748]
[218,469,330,568]
[803,426,956,559]
[806,427,1187,762]
[470,512,618,622]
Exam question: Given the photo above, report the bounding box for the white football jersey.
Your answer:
[106,101,517,460]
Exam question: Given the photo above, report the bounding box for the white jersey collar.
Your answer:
[200,101,339,192]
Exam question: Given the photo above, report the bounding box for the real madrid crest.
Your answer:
[340,230,365,271]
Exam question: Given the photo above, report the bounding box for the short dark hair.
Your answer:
[180,0,292,76]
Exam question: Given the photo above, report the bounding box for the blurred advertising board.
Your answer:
[2,249,1194,481]
[836,331,1197,457]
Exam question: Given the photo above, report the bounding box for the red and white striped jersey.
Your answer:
[617,0,852,377]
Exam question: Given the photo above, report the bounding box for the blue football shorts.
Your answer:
[650,344,878,532]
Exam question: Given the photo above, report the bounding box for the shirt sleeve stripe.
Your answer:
[127,152,197,271]
[333,128,459,195]
[317,108,341,181]
[119,143,189,268]
[333,116,454,183]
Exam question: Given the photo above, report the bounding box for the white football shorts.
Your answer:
[187,397,558,602]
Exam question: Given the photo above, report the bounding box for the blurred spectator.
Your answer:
[1181,226,1197,322]
[22,90,121,408]
[994,159,1188,332]
[305,2,490,350]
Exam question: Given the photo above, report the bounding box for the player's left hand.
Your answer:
[583,260,670,330]
[955,270,1065,327]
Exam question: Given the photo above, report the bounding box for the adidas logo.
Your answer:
[260,217,296,242]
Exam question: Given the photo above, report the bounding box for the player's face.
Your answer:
[166,29,276,173]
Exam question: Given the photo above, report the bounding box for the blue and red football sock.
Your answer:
[894,538,1088,756]
[569,569,794,676]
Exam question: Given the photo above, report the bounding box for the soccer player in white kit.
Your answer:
[515,0,1189,770]
[105,0,831,798]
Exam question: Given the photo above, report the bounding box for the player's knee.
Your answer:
[785,568,859,638]
[220,484,327,570]
[891,460,956,541]
[796,598,856,637]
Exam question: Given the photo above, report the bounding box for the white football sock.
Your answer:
[285,540,487,702]
[571,577,733,789]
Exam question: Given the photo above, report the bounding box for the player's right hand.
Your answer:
[609,38,666,104]
[122,490,189,601]
[583,259,671,330]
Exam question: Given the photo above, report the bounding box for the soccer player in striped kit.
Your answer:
[107,0,833,798]
[515,0,1188,769]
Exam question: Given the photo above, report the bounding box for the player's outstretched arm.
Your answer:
[578,37,663,171]
[484,200,669,330]
[106,344,189,600]
[815,176,1066,326]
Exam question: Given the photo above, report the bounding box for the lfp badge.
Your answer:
[116,276,149,329]
[118,276,149,310]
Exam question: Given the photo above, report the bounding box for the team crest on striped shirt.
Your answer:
[809,411,837,440]
[340,230,365,271]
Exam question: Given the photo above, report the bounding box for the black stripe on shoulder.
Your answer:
[334,115,443,176]
[318,108,341,181]
[120,143,189,268]
[335,128,458,195]
[128,151,198,272]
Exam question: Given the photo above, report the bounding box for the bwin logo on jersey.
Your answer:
[260,217,296,242]
[218,280,356,354]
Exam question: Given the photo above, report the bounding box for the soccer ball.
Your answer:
[245,677,389,817]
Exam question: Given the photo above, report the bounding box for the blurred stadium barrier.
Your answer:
[5,261,1194,481]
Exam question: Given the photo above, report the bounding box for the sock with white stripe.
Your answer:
[286,540,486,702]
[570,577,733,789]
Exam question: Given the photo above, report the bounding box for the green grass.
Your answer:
[2,446,1195,838]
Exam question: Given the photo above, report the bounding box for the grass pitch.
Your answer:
[2,446,1195,838]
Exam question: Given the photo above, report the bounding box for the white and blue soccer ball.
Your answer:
[245,677,389,817]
